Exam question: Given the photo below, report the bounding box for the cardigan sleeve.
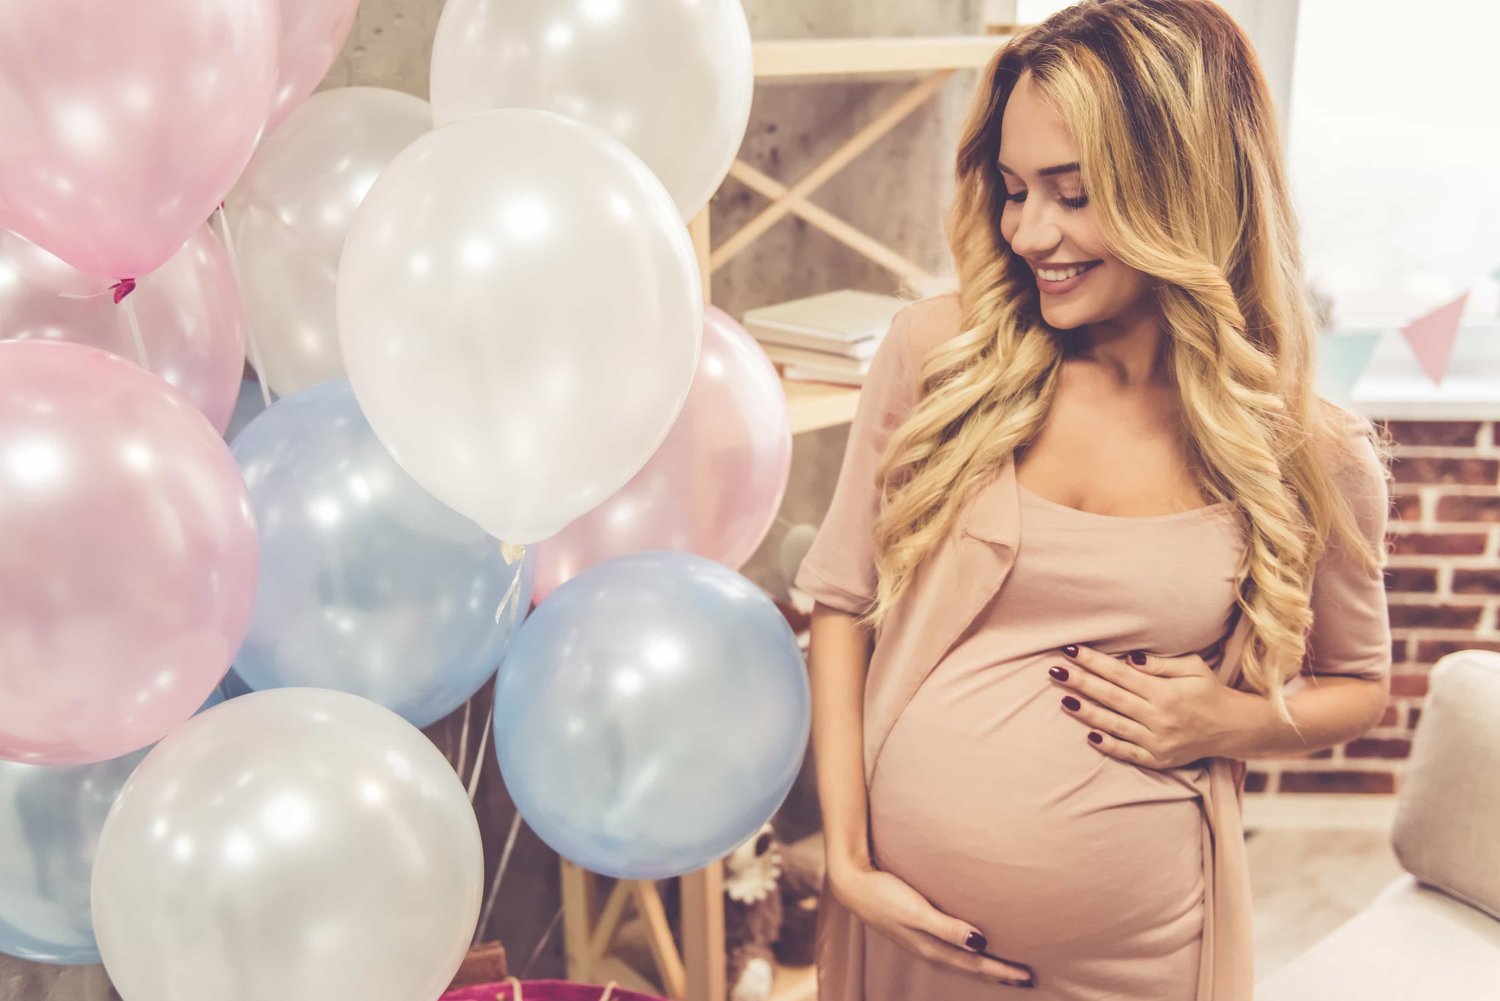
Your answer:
[792,304,921,616]
[1300,431,1395,682]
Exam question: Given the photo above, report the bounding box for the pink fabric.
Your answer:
[441,979,668,1001]
[794,293,1394,1000]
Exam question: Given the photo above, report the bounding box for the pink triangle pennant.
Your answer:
[1399,290,1469,385]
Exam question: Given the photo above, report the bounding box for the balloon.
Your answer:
[0,0,278,278]
[532,305,791,603]
[0,688,224,965]
[0,341,258,765]
[337,108,702,544]
[227,88,432,396]
[267,0,362,134]
[230,379,534,728]
[430,0,754,219]
[0,224,247,433]
[493,550,810,880]
[91,688,484,1001]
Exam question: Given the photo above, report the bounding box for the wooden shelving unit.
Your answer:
[559,31,1019,1001]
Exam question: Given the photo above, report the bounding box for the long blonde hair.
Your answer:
[863,0,1394,728]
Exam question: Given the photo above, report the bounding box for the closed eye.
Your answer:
[1004,190,1089,209]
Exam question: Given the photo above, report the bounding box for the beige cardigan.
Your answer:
[794,293,1394,1001]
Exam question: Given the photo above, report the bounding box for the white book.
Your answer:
[757,329,881,360]
[782,363,866,387]
[760,342,873,374]
[742,289,906,353]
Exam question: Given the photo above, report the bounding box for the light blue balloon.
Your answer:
[493,550,809,880]
[230,379,533,728]
[0,688,224,964]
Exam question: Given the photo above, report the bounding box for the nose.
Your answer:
[1005,195,1062,262]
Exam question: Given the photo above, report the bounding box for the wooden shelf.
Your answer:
[783,374,861,434]
[752,34,1012,80]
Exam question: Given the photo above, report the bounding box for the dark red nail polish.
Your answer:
[1048,666,1068,681]
[965,931,987,952]
[1061,696,1080,711]
[1129,651,1147,665]
[1061,644,1079,658]
[1088,731,1103,744]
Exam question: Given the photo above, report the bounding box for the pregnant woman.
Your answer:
[794,3,1394,1000]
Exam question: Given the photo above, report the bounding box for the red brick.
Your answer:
[1387,604,1484,629]
[1384,567,1438,592]
[1244,771,1269,793]
[1377,705,1399,727]
[1413,639,1500,661]
[1279,770,1395,794]
[1452,568,1500,595]
[1345,737,1412,759]
[1386,421,1484,447]
[1391,494,1422,521]
[1388,532,1488,556]
[1435,494,1500,522]
[1309,747,1334,759]
[1391,637,1408,662]
[1390,456,1498,485]
[1407,707,1422,729]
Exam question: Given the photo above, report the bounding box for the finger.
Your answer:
[1084,727,1154,767]
[904,932,1035,985]
[1060,693,1152,747]
[1060,645,1157,698]
[1051,658,1152,719]
[889,883,1034,982]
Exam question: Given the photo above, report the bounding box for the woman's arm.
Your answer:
[1214,674,1388,759]
[807,603,878,881]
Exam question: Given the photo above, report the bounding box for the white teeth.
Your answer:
[1038,263,1095,281]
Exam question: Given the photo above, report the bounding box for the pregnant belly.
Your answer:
[867,656,1208,968]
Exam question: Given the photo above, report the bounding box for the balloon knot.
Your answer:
[110,278,137,304]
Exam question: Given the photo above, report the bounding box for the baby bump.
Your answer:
[867,665,1207,967]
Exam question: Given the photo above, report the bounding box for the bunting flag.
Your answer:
[1315,330,1382,406]
[1400,290,1469,385]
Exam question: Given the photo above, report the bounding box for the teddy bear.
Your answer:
[722,821,824,1001]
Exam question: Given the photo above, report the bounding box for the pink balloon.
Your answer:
[0,224,247,433]
[0,0,278,278]
[531,305,792,602]
[0,341,259,765]
[267,0,362,135]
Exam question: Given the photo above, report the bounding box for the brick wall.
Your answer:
[1245,419,1500,798]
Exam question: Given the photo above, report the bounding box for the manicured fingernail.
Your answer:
[965,931,987,952]
[1061,696,1080,711]
[1088,731,1103,744]
[1048,666,1068,681]
[1061,644,1079,658]
[1129,650,1147,665]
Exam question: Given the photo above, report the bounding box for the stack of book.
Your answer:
[741,289,906,386]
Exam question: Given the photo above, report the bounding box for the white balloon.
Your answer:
[337,108,703,544]
[430,0,754,220]
[91,689,483,1001]
[226,87,432,396]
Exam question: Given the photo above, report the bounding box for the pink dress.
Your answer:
[794,293,1394,1001]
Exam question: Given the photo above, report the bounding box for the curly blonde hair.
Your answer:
[861,0,1394,729]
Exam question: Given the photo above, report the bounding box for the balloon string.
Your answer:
[214,204,274,410]
[466,692,493,803]
[494,543,527,624]
[475,807,524,946]
[121,293,149,369]
[519,903,565,980]
[455,696,473,777]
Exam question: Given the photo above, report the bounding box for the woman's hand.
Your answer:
[829,859,1036,987]
[1046,643,1236,768]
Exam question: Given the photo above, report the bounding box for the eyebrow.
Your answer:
[996,160,1080,177]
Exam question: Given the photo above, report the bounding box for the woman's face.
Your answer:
[996,71,1153,332]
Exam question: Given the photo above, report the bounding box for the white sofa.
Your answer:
[1255,650,1500,999]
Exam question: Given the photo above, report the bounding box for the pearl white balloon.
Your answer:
[226,87,432,396]
[91,688,483,1001]
[429,0,754,220]
[336,108,702,545]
